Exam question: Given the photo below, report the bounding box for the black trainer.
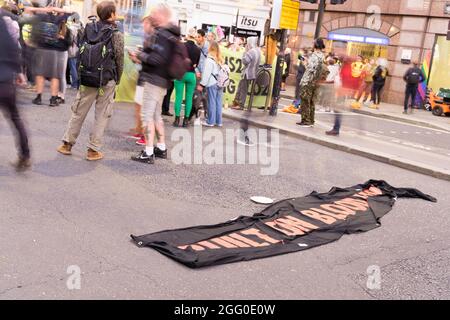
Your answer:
[56,97,65,104]
[32,95,42,105]
[131,150,155,164]
[182,117,189,128]
[162,111,173,116]
[49,96,59,107]
[154,146,167,159]
[173,116,180,127]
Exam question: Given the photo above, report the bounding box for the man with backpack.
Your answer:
[129,4,181,164]
[403,61,425,114]
[57,1,124,161]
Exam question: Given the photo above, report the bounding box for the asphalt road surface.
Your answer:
[0,89,449,299]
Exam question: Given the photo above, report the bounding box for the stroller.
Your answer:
[424,88,450,117]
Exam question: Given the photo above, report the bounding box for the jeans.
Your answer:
[333,112,342,132]
[404,85,418,111]
[68,57,79,89]
[234,76,252,108]
[371,83,384,105]
[0,83,30,159]
[206,85,223,126]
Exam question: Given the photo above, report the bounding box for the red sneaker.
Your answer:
[129,133,143,140]
[136,137,146,146]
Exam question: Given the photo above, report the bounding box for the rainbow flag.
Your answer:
[418,51,432,103]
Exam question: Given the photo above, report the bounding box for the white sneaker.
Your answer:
[237,136,255,147]
[202,121,214,127]
[194,118,201,126]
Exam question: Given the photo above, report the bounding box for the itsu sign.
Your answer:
[237,16,262,31]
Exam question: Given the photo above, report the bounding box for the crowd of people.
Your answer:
[0,0,428,170]
[283,41,425,135]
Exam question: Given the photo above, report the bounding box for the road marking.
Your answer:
[377,131,384,134]
[416,132,421,134]
[390,131,397,134]
[402,131,409,134]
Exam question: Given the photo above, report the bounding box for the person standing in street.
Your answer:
[403,61,425,114]
[231,36,261,110]
[0,9,31,171]
[297,38,326,127]
[173,28,200,128]
[281,48,291,91]
[198,41,224,127]
[196,29,209,76]
[355,58,375,107]
[130,4,178,164]
[370,58,389,109]
[57,1,124,161]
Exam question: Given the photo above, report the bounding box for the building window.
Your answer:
[308,11,316,22]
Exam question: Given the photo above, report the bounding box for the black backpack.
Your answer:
[406,67,422,85]
[79,22,118,88]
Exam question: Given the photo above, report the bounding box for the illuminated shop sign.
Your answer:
[328,33,390,45]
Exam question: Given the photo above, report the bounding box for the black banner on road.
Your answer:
[131,180,436,268]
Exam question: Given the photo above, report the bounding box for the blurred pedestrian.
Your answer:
[173,28,200,128]
[130,4,178,164]
[0,9,31,171]
[370,58,389,109]
[57,1,124,161]
[25,5,72,107]
[231,36,261,110]
[281,48,291,91]
[355,58,375,106]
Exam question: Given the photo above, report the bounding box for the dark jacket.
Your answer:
[296,63,306,81]
[185,39,201,73]
[403,66,425,86]
[373,66,388,85]
[0,11,21,83]
[138,24,181,89]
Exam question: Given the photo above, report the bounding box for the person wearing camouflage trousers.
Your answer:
[297,38,326,127]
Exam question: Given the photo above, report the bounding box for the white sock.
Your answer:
[145,146,154,155]
[157,143,166,151]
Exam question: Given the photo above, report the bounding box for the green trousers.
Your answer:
[174,72,197,118]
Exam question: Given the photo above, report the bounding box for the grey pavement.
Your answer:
[0,88,449,299]
[281,85,450,132]
[223,106,450,181]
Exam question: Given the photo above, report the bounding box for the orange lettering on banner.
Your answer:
[368,186,382,195]
[335,198,368,211]
[229,233,264,247]
[241,228,280,245]
[301,210,337,225]
[265,220,305,236]
[311,208,347,220]
[198,241,221,249]
[354,192,369,200]
[321,204,356,217]
[220,236,251,248]
[282,216,319,231]
[178,244,205,251]
[210,237,238,249]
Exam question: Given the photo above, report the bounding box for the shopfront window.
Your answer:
[429,36,450,92]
